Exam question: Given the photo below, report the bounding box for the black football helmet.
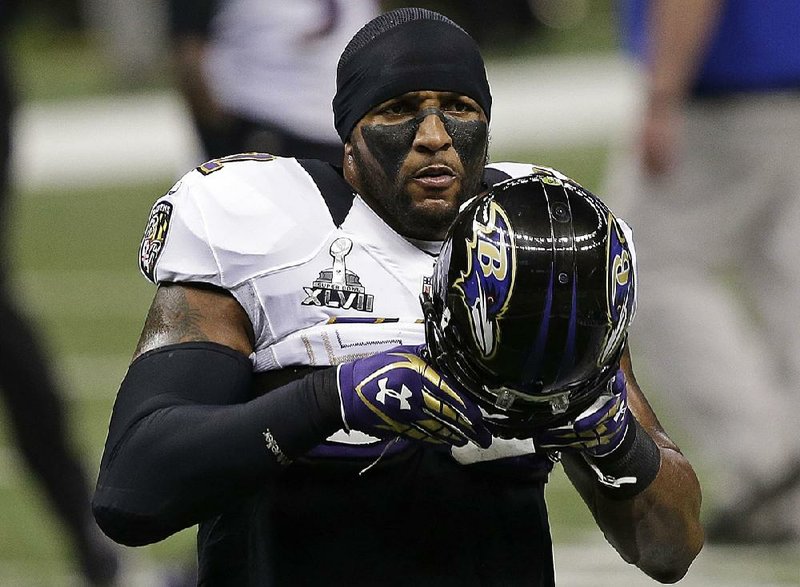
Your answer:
[421,168,637,433]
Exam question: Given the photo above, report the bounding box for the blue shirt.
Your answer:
[621,0,800,96]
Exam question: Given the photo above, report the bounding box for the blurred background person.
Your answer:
[82,0,167,85]
[166,0,381,164]
[398,0,542,48]
[0,1,120,584]
[606,0,800,543]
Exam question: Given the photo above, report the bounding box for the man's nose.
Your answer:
[412,111,452,152]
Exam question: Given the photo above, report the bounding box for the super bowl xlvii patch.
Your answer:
[139,200,173,283]
[301,237,374,312]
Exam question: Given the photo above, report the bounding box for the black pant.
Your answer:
[198,448,556,586]
[196,113,344,166]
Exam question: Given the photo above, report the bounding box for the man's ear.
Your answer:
[343,141,357,181]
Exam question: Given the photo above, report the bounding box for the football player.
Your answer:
[93,8,703,586]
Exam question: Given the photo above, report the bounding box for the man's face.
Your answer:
[345,91,489,241]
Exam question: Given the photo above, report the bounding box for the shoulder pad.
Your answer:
[138,156,336,287]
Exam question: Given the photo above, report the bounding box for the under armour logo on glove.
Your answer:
[376,378,413,410]
[337,345,491,448]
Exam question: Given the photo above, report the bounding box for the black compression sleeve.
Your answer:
[92,342,341,546]
[584,418,662,500]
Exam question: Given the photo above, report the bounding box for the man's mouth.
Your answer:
[412,165,456,189]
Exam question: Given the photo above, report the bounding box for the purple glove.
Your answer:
[535,369,630,458]
[337,345,491,448]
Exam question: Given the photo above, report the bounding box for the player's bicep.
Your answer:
[133,282,254,359]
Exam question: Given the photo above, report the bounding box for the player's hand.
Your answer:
[535,369,630,458]
[337,345,492,448]
[641,97,683,177]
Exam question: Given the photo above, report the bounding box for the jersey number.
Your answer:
[197,152,276,175]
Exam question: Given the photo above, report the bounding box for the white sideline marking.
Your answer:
[554,539,799,586]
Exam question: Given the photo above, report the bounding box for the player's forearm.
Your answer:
[564,441,703,583]
[562,347,703,581]
[621,446,703,582]
[92,343,342,546]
